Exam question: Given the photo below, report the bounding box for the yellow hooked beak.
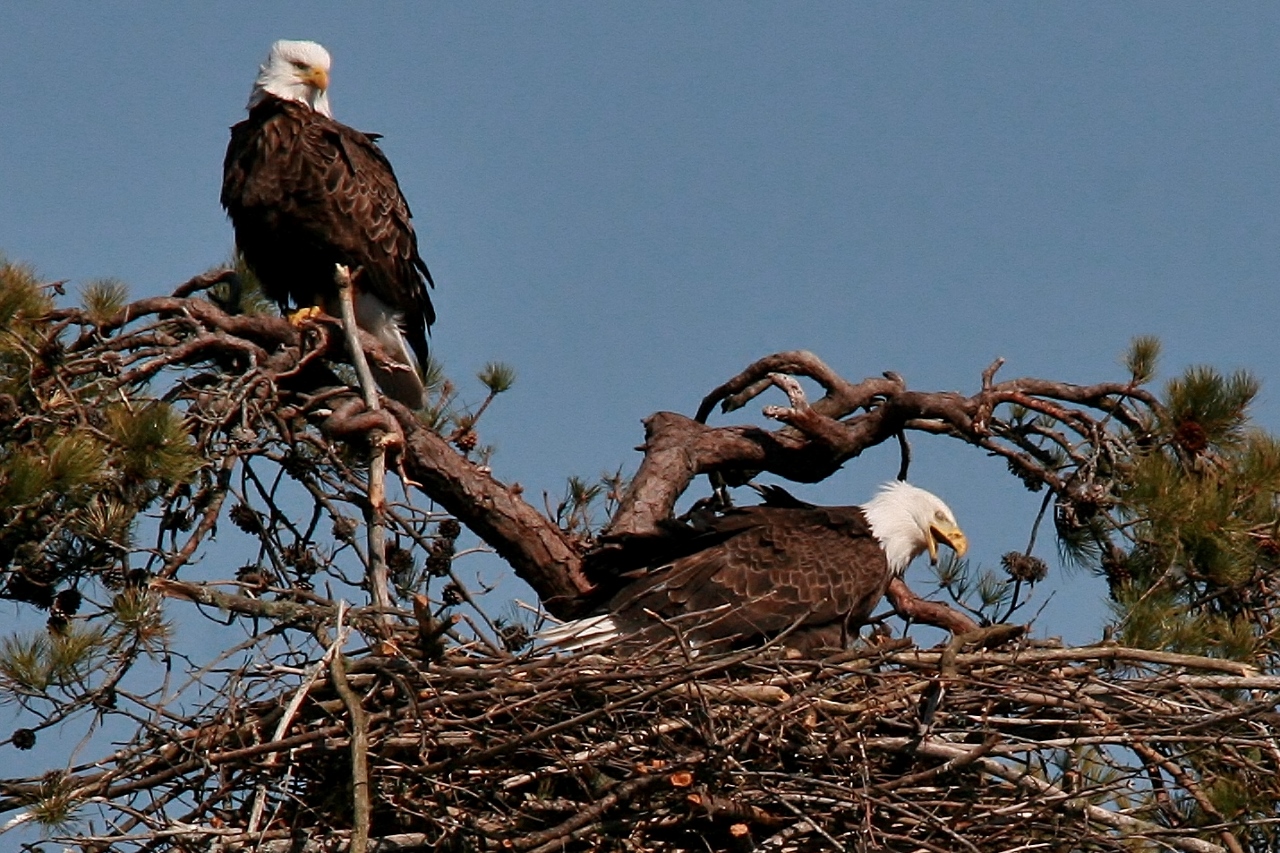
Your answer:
[302,65,329,92]
[927,521,968,564]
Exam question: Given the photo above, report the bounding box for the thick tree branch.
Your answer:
[387,401,592,616]
[34,290,1160,631]
[884,578,980,636]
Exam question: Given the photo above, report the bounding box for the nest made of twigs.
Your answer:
[29,633,1276,853]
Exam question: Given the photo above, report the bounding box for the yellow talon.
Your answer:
[287,305,326,326]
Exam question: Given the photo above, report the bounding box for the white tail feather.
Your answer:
[537,615,620,651]
[352,291,426,409]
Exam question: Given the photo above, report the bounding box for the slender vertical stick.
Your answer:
[333,264,393,638]
[327,602,369,853]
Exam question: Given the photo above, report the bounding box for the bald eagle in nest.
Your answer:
[542,482,968,654]
[222,40,435,408]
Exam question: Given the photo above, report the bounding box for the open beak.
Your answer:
[927,522,968,564]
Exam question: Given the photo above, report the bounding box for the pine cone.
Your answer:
[332,515,359,542]
[229,503,263,535]
[1001,552,1048,583]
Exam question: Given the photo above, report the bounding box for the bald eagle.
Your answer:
[542,482,968,654]
[222,40,435,408]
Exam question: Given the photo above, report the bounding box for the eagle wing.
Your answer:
[222,100,435,363]
[606,505,891,647]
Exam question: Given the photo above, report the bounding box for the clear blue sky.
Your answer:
[3,4,1279,649]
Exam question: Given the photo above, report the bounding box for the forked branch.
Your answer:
[605,350,1157,542]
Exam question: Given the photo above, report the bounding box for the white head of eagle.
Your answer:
[860,480,967,575]
[249,40,333,117]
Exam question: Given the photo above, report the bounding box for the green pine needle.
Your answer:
[111,588,173,652]
[477,361,516,395]
[0,632,54,692]
[931,553,966,588]
[1164,365,1259,450]
[1055,515,1105,572]
[105,402,202,487]
[975,569,1009,609]
[1123,335,1160,384]
[422,353,447,394]
[0,452,54,507]
[47,625,105,683]
[75,497,136,544]
[80,278,129,325]
[1213,615,1261,663]
[567,475,603,509]
[25,772,81,834]
[0,625,104,693]
[47,435,109,493]
[0,258,54,328]
[1203,776,1251,821]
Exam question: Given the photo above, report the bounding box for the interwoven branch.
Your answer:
[607,350,1157,543]
[6,640,1267,853]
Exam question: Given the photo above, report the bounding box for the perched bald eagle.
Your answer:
[542,482,968,654]
[222,40,435,408]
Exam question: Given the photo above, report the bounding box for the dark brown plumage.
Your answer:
[222,97,434,345]
[609,504,892,652]
[222,40,434,408]
[543,482,967,654]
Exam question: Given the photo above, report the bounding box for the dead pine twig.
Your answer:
[327,602,370,853]
[246,624,352,836]
[334,263,394,641]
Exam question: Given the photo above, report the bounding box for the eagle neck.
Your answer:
[248,85,332,119]
[859,502,926,577]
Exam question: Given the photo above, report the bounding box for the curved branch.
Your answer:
[885,578,980,635]
[608,355,1158,543]
[696,350,876,422]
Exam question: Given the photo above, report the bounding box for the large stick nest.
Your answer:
[12,633,1271,853]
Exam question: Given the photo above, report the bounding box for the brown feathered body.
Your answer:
[222,95,434,405]
[606,504,893,653]
[544,482,968,654]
